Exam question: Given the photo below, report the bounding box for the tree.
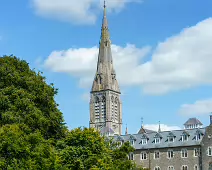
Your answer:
[56,127,137,170]
[0,55,66,140]
[0,124,62,170]
[0,55,67,169]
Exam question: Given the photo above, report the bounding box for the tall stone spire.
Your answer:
[89,1,122,135]
[91,0,120,93]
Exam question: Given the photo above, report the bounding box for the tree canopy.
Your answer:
[0,55,145,170]
[0,55,66,140]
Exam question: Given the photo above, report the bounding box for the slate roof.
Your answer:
[184,118,203,125]
[100,126,115,134]
[138,127,156,134]
[111,127,206,150]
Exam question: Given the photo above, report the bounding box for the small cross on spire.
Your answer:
[141,117,143,128]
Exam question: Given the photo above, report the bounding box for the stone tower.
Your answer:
[89,2,122,135]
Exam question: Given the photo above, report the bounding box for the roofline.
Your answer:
[117,127,207,137]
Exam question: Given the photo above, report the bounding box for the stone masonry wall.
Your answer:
[133,146,201,170]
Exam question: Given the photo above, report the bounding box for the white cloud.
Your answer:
[179,98,212,116]
[144,124,181,131]
[31,0,142,25]
[44,44,151,88]
[43,18,212,95]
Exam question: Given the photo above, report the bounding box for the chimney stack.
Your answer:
[210,114,212,125]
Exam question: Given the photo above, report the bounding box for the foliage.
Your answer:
[0,124,62,170]
[0,55,66,140]
[57,127,137,170]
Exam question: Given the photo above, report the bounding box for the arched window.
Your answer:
[96,74,102,84]
[114,97,118,122]
[154,166,160,170]
[111,96,114,121]
[194,164,198,170]
[101,96,106,121]
[95,97,100,122]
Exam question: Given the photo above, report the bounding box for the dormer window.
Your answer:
[130,139,135,145]
[141,138,147,145]
[154,133,162,144]
[182,135,188,141]
[195,133,201,140]
[181,131,189,142]
[167,132,175,142]
[140,134,148,145]
[195,130,203,141]
[155,138,160,143]
[168,136,174,142]
[129,135,136,146]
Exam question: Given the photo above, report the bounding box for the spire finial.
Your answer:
[158,121,161,132]
[125,124,128,135]
[141,117,143,128]
[104,0,106,8]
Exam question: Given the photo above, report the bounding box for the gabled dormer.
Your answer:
[167,132,175,142]
[154,133,162,144]
[181,131,189,141]
[194,129,204,141]
[116,135,124,146]
[139,134,149,145]
[129,135,136,146]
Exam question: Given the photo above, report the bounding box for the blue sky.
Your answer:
[1,0,212,134]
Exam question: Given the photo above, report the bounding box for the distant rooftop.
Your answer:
[184,118,203,126]
[138,127,156,134]
[110,127,206,150]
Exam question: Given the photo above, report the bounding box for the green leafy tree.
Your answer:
[57,127,138,170]
[0,55,66,139]
[0,124,62,170]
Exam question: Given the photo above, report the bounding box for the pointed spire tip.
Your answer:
[103,0,106,8]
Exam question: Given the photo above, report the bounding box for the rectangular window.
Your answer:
[208,146,212,156]
[130,140,134,146]
[181,149,188,158]
[140,152,147,160]
[182,165,188,170]
[141,139,147,145]
[195,134,201,140]
[154,151,160,159]
[182,135,188,141]
[155,138,160,143]
[194,148,200,157]
[167,150,174,159]
[168,136,174,142]
[129,153,134,160]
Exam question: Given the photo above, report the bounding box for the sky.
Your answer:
[1,0,212,134]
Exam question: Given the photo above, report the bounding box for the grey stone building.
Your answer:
[89,2,212,170]
[111,118,212,170]
[89,2,122,135]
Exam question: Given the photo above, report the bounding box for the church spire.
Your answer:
[91,0,120,93]
[89,0,122,136]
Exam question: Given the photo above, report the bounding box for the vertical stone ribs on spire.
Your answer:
[91,2,120,93]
